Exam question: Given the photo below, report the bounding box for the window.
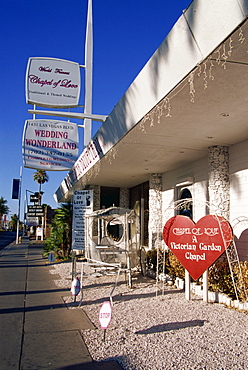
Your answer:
[179,188,192,219]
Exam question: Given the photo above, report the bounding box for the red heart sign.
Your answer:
[163,215,233,280]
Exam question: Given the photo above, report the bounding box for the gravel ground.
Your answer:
[50,262,248,370]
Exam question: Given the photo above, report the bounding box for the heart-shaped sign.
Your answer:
[163,215,233,280]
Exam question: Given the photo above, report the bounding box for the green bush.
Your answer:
[146,249,185,277]
[145,249,248,300]
[43,202,73,259]
[167,251,185,279]
[208,258,236,298]
[234,261,248,302]
[146,249,168,274]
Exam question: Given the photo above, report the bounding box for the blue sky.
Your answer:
[0,0,191,220]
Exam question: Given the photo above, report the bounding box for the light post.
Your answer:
[16,166,22,244]
[24,190,35,236]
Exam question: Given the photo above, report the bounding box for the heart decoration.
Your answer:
[163,215,233,280]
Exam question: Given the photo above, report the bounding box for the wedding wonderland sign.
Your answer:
[163,215,233,280]
[22,119,79,171]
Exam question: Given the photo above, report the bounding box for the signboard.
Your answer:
[26,216,39,226]
[71,277,81,296]
[26,57,81,108]
[27,205,44,217]
[72,190,93,250]
[36,227,43,237]
[163,215,233,280]
[12,179,20,199]
[22,119,79,171]
[99,301,112,329]
[30,193,40,202]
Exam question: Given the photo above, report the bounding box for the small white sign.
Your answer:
[71,277,81,296]
[72,190,93,250]
[36,227,43,236]
[26,57,81,108]
[99,301,112,329]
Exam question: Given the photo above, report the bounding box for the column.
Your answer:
[120,187,130,208]
[208,146,230,220]
[149,173,162,250]
[92,185,100,211]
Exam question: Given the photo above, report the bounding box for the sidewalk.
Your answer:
[0,237,122,370]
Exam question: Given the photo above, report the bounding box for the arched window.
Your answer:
[179,188,192,219]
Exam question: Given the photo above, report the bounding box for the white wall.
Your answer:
[161,156,208,226]
[230,139,248,261]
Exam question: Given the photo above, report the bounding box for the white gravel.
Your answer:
[50,261,248,370]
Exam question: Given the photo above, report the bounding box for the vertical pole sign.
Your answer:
[84,0,93,146]
[72,190,93,250]
[12,179,20,199]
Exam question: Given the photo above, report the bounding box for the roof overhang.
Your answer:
[55,0,248,203]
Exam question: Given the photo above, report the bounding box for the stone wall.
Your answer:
[149,174,162,249]
[120,187,130,208]
[91,185,100,211]
[208,146,230,220]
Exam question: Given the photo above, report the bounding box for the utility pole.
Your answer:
[16,166,23,244]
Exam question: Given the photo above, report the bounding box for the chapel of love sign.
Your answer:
[26,57,81,108]
[163,215,233,280]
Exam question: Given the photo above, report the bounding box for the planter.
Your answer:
[208,291,218,302]
[175,277,184,290]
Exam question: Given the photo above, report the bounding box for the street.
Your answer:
[0,231,16,251]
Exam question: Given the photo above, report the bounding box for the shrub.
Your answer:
[146,249,185,277]
[145,249,248,301]
[146,249,171,274]
[167,251,185,279]
[43,202,73,259]
[208,258,236,298]
[234,261,248,302]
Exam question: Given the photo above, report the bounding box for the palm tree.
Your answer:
[0,197,9,228]
[33,170,49,193]
[54,203,73,258]
[9,214,18,231]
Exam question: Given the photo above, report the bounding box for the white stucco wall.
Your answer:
[161,156,209,226]
[161,142,248,261]
[229,139,248,261]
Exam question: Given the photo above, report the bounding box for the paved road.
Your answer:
[0,231,16,251]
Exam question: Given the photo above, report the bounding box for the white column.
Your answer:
[185,270,191,300]
[149,174,162,250]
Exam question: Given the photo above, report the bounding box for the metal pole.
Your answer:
[84,0,93,146]
[16,166,23,244]
[140,198,144,246]
[185,269,191,300]
[203,269,209,302]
